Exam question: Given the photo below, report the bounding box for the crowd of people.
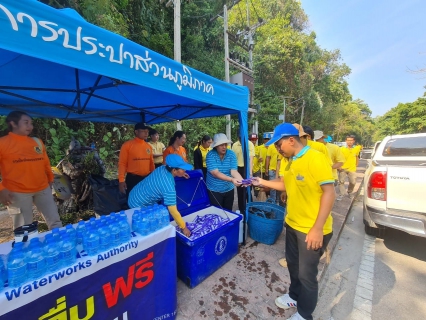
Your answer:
[0,111,363,320]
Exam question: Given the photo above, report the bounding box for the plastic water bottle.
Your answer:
[154,206,163,230]
[160,206,170,228]
[147,208,156,233]
[0,256,7,291]
[132,210,141,233]
[83,226,100,256]
[25,238,47,280]
[118,213,131,243]
[51,228,61,242]
[76,221,86,245]
[43,233,62,272]
[97,220,111,251]
[59,234,77,267]
[139,210,149,236]
[65,224,77,245]
[7,243,27,287]
[108,220,121,248]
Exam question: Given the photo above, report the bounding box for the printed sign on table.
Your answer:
[0,226,177,320]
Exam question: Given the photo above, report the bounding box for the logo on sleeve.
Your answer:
[296,174,304,181]
[34,146,42,154]
[146,149,151,154]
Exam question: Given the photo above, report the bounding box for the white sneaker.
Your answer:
[275,294,297,309]
[288,312,306,320]
[336,195,343,201]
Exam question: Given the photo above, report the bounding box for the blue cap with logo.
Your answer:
[265,123,299,146]
[165,154,193,171]
[263,132,273,139]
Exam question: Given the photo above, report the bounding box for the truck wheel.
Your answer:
[364,224,385,238]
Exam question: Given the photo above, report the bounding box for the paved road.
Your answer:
[314,189,426,320]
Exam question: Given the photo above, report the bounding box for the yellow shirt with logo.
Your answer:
[283,147,334,235]
[340,146,360,172]
[279,140,331,177]
[148,141,166,164]
[254,144,268,174]
[232,140,255,167]
[197,145,211,167]
[266,145,282,171]
[325,143,346,179]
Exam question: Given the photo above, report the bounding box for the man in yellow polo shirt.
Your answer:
[338,135,360,199]
[314,130,345,186]
[252,123,335,320]
[265,141,282,203]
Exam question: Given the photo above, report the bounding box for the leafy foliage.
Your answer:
[374,93,426,141]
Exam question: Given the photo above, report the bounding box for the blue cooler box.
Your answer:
[171,170,242,288]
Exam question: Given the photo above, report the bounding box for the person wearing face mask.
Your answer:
[0,111,62,230]
[118,123,155,198]
[128,154,193,237]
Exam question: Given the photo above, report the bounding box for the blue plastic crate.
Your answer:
[173,170,242,288]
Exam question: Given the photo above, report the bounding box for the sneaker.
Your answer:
[275,294,297,309]
[347,193,354,199]
[288,312,307,320]
[336,195,343,201]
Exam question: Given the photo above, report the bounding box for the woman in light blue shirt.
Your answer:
[206,133,244,211]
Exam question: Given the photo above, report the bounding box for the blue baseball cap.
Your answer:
[165,154,193,171]
[265,123,299,146]
[263,132,273,139]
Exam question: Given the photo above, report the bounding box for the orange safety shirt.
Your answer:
[162,146,188,164]
[118,138,155,182]
[0,132,54,193]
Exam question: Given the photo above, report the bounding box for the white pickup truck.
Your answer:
[363,133,426,237]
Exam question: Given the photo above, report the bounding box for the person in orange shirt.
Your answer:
[0,111,62,230]
[163,131,188,163]
[118,123,155,198]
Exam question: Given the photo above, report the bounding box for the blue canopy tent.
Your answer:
[0,0,249,130]
[0,0,252,231]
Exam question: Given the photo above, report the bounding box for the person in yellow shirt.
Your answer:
[253,133,271,197]
[193,135,212,179]
[252,123,335,320]
[338,135,360,199]
[265,142,282,203]
[118,123,155,198]
[314,130,345,185]
[232,132,255,213]
[148,128,166,168]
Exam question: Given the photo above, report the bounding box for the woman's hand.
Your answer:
[231,178,242,187]
[183,173,190,179]
[182,227,191,237]
[0,189,13,206]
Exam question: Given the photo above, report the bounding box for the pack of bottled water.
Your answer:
[132,204,170,236]
[1,210,133,289]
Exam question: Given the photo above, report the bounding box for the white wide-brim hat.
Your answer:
[211,133,232,148]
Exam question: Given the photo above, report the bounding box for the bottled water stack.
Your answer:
[26,238,47,281]
[43,233,61,273]
[7,242,27,288]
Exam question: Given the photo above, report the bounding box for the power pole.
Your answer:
[224,5,231,140]
[161,0,182,130]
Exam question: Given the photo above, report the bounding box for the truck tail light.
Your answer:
[367,171,387,201]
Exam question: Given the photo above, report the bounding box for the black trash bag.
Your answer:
[88,174,128,216]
